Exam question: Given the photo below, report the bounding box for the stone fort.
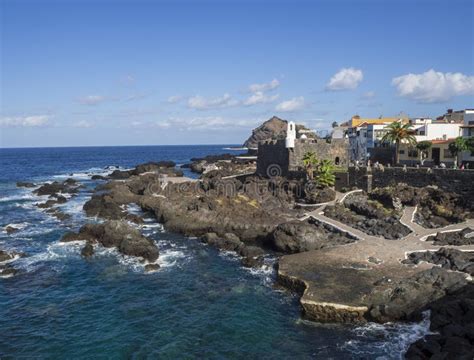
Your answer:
[256,121,349,177]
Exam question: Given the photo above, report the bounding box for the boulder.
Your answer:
[61,221,159,262]
[16,181,35,188]
[5,226,20,234]
[81,243,94,257]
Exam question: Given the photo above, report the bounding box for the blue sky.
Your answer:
[1,0,473,147]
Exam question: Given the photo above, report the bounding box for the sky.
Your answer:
[1,0,473,148]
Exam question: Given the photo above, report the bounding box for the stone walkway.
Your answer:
[278,192,474,323]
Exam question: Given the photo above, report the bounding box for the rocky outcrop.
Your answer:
[61,221,159,262]
[301,185,336,204]
[243,116,316,149]
[427,228,474,246]
[243,116,288,149]
[324,193,411,240]
[202,232,265,267]
[16,181,35,188]
[404,248,474,276]
[367,267,468,323]
[271,218,356,253]
[405,283,474,359]
[369,184,471,228]
[0,250,25,277]
[34,179,81,196]
[108,161,183,180]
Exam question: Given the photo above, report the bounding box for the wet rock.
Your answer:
[81,243,94,257]
[61,221,159,262]
[5,226,20,234]
[405,283,474,359]
[0,264,18,277]
[34,180,80,196]
[16,181,35,188]
[272,219,356,253]
[0,250,25,262]
[144,264,160,272]
[83,195,125,219]
[368,267,468,323]
[125,214,144,224]
[91,175,106,180]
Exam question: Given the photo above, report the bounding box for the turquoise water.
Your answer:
[0,146,429,359]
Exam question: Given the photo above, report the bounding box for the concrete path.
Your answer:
[278,196,474,322]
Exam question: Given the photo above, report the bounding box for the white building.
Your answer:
[410,120,461,142]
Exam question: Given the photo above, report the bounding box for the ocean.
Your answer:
[0,145,430,359]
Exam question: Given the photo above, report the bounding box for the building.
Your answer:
[256,121,349,177]
[409,118,461,142]
[347,116,408,163]
[436,109,467,123]
[348,114,409,128]
[398,138,457,166]
[461,109,474,166]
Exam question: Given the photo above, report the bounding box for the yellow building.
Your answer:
[399,138,457,166]
[349,115,409,128]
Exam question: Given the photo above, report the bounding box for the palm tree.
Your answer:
[448,137,468,166]
[381,122,416,165]
[302,151,318,180]
[315,159,336,187]
[416,140,432,166]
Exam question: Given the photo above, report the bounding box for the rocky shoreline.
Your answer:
[7,145,474,357]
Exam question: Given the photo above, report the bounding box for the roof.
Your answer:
[430,138,456,144]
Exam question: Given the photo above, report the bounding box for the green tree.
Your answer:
[315,159,336,187]
[381,122,416,165]
[416,140,432,165]
[448,137,468,166]
[302,151,318,180]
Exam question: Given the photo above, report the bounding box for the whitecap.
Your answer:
[342,311,434,359]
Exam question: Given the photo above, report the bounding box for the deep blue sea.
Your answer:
[0,145,430,359]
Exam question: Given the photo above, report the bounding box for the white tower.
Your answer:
[285,121,296,148]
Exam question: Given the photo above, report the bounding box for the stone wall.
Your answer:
[289,138,349,171]
[256,137,350,177]
[340,167,474,202]
[256,139,290,176]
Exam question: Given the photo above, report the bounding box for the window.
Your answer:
[443,149,454,158]
[335,156,340,165]
[408,150,418,157]
[399,150,405,154]
[418,131,425,135]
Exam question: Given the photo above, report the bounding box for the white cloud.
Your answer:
[326,67,363,91]
[275,97,305,112]
[78,95,108,106]
[187,93,237,110]
[73,120,93,128]
[248,79,280,93]
[361,91,376,99]
[0,115,50,127]
[167,95,183,104]
[243,91,279,106]
[392,69,474,103]
[154,116,259,131]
